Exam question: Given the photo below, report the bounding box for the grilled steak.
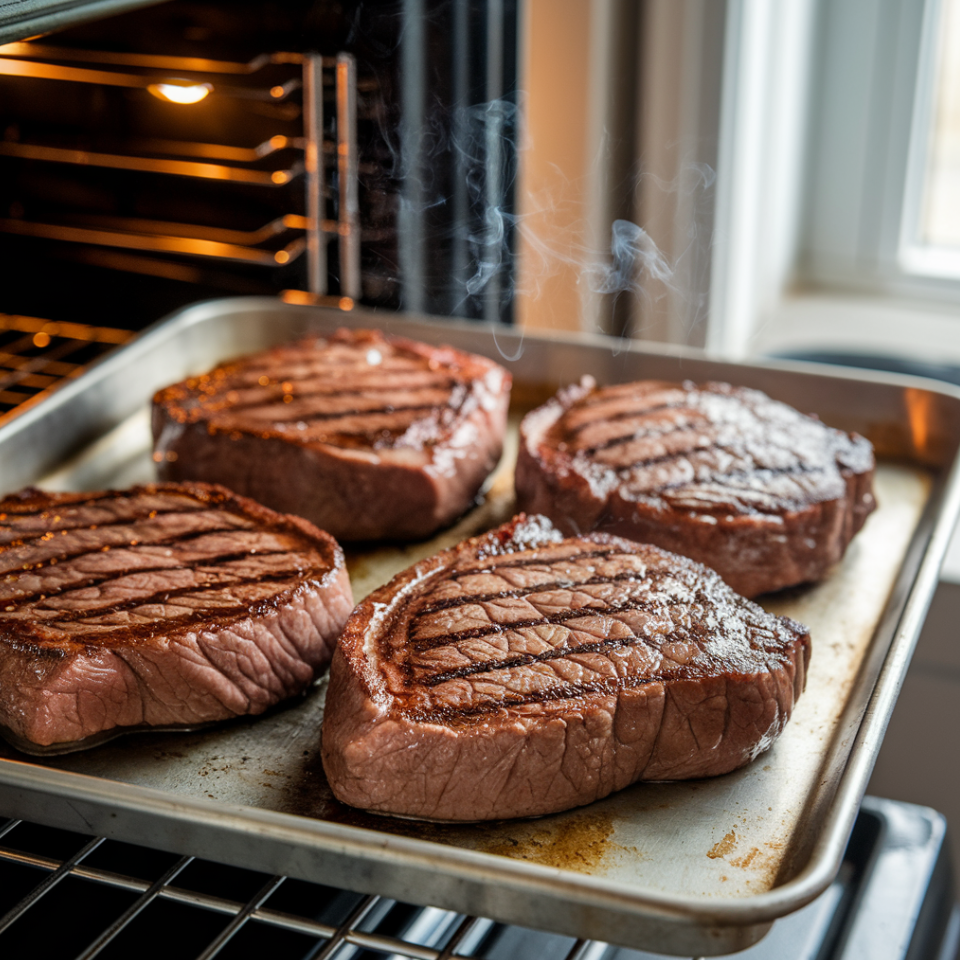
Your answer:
[152,328,512,541]
[321,514,809,821]
[516,378,876,597]
[0,482,353,754]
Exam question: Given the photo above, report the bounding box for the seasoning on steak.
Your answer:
[152,328,512,542]
[0,482,353,754]
[515,378,876,598]
[321,513,809,821]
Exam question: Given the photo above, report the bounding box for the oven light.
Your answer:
[147,81,212,104]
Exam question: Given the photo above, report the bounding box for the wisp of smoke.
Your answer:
[449,101,712,334]
[386,83,714,351]
[586,220,675,297]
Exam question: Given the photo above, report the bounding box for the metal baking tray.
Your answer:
[1,296,958,956]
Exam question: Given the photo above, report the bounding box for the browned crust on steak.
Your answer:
[0,482,354,751]
[321,514,810,821]
[151,328,512,541]
[515,379,876,597]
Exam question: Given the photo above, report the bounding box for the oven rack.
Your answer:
[0,41,361,300]
[0,313,131,424]
[0,817,609,960]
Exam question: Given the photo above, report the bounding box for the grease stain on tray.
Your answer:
[730,847,760,869]
[469,811,619,873]
[707,830,737,859]
[309,791,626,874]
[704,827,787,892]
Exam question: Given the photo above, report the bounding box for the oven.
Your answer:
[0,0,520,343]
[0,3,959,959]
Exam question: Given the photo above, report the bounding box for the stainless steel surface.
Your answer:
[0,1,163,46]
[483,0,505,325]
[0,297,958,955]
[73,853,195,960]
[0,832,106,935]
[0,56,300,99]
[0,217,307,263]
[336,53,361,302]
[0,142,303,183]
[399,0,427,314]
[0,42,309,74]
[305,53,328,297]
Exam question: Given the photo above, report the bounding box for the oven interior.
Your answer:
[0,0,519,344]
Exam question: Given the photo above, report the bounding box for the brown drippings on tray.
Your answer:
[729,847,760,869]
[703,826,786,891]
[469,812,616,872]
[282,753,620,873]
[324,807,619,875]
[707,830,737,859]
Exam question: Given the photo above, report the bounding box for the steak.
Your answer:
[515,378,876,597]
[321,514,809,821]
[152,328,512,541]
[0,482,353,754]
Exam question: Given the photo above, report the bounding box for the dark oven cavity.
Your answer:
[0,0,520,340]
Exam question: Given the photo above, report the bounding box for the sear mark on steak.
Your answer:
[0,482,354,754]
[321,513,810,821]
[151,328,512,542]
[515,378,877,597]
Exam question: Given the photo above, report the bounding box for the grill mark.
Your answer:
[448,548,624,581]
[409,673,665,720]
[0,547,296,610]
[579,419,709,456]
[414,569,649,617]
[252,401,445,426]
[410,581,690,651]
[652,460,825,497]
[212,377,457,413]
[604,445,813,481]
[600,445,718,474]
[0,506,240,551]
[567,399,687,434]
[418,628,674,686]
[11,588,309,647]
[0,523,275,577]
[577,385,680,405]
[0,495,189,522]
[407,620,801,719]
[235,352,435,374]
[12,566,307,626]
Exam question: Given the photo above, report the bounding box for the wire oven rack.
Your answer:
[0,817,616,960]
[0,40,361,303]
[0,313,131,424]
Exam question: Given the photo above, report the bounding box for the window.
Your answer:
[707,0,960,359]
[902,0,960,276]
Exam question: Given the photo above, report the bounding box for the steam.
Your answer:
[448,99,714,339]
[383,85,715,351]
[588,220,674,296]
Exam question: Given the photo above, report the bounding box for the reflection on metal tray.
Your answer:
[1,297,959,956]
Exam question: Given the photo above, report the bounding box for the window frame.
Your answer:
[801,0,960,302]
